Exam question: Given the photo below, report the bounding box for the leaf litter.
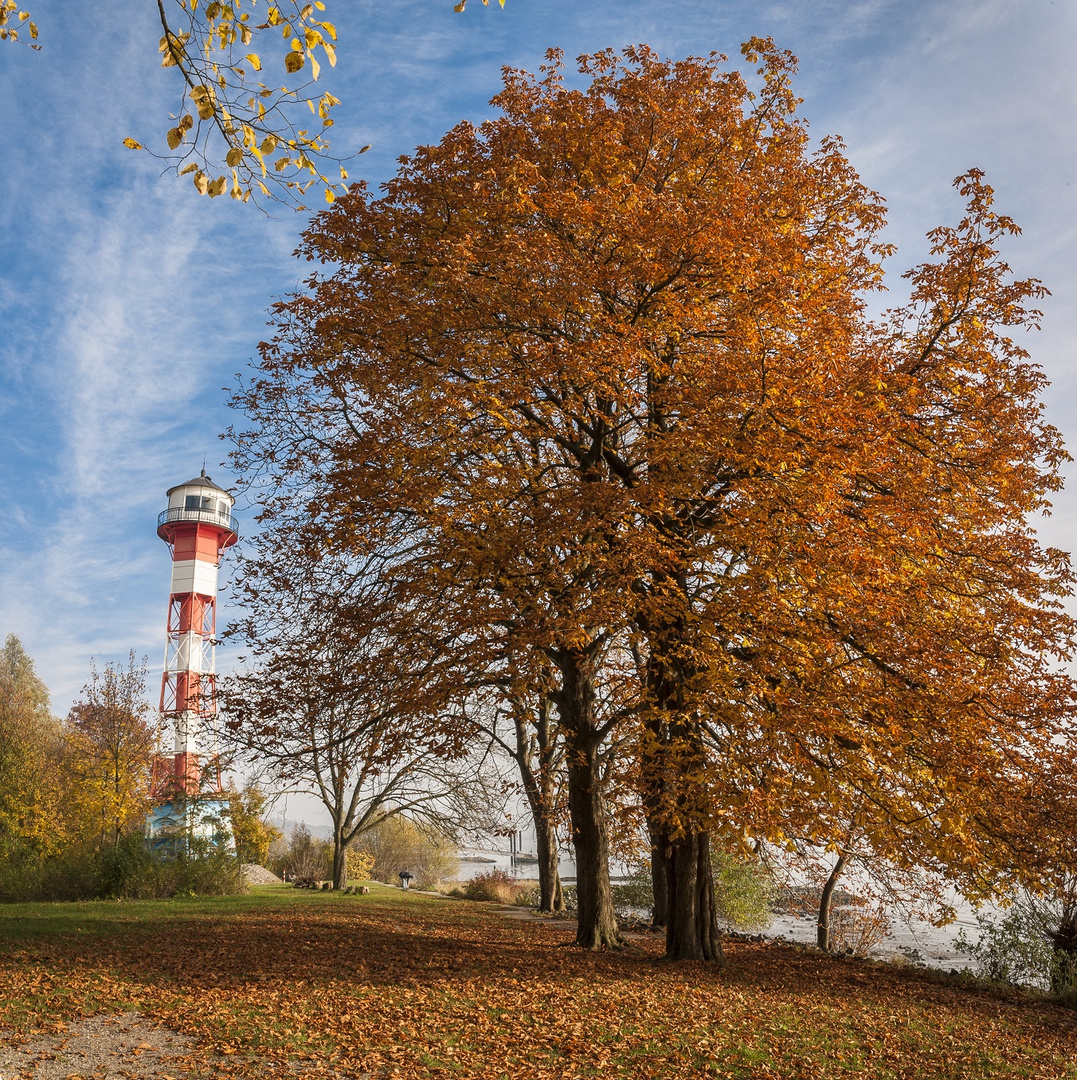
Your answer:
[0,888,1075,1078]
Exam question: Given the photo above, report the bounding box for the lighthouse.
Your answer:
[148,469,238,845]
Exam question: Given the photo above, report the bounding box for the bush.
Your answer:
[270,823,331,883]
[464,869,521,903]
[955,902,1054,990]
[829,897,891,958]
[346,847,375,882]
[712,848,775,931]
[101,832,244,899]
[0,831,245,902]
[0,842,102,902]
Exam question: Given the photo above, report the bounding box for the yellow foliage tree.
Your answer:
[0,635,74,862]
[67,653,155,850]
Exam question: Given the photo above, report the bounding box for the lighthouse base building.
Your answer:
[148,470,238,852]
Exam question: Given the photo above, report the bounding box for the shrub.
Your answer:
[464,869,520,903]
[955,902,1054,990]
[829,897,891,958]
[712,848,776,931]
[512,881,542,907]
[346,847,375,882]
[101,832,244,899]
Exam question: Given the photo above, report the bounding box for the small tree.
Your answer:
[226,780,282,866]
[67,653,155,849]
[356,814,457,890]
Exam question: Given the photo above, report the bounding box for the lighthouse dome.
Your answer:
[158,469,239,543]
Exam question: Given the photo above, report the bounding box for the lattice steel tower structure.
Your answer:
[150,469,239,805]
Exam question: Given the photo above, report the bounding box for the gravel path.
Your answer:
[0,1012,194,1079]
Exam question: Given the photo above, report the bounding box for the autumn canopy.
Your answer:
[232,40,1077,960]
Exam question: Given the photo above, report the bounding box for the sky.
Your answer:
[2,0,1076,819]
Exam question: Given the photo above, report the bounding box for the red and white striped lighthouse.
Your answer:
[151,469,238,801]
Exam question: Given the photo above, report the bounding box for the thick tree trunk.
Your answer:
[566,740,621,948]
[817,853,848,952]
[639,619,722,961]
[661,828,723,961]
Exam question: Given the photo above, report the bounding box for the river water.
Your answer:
[456,847,984,974]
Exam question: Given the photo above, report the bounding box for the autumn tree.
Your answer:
[232,41,1077,960]
[67,652,155,849]
[0,635,65,863]
[226,778,282,865]
[222,525,503,890]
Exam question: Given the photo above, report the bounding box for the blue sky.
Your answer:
[3,0,1076,728]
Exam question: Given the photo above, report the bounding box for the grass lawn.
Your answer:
[0,883,1075,1078]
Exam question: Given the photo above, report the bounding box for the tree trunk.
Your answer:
[661,828,723,961]
[513,690,565,914]
[817,853,848,953]
[566,739,620,948]
[535,810,564,913]
[639,618,721,961]
[1048,903,1077,995]
[332,828,348,890]
[650,824,669,928]
[553,645,621,949]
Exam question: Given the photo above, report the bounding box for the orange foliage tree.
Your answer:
[233,41,1077,959]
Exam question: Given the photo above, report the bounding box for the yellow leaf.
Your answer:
[167,127,184,150]
[309,54,320,80]
[179,163,199,175]
[245,52,261,71]
[319,20,337,40]
[194,170,210,195]
[226,147,244,167]
[453,1,466,10]
[122,137,143,150]
[207,175,227,197]
[359,144,371,154]
[260,135,277,155]
[285,49,304,74]
[325,187,335,204]
[322,41,336,67]
[190,84,217,120]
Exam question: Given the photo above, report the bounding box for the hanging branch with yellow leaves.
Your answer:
[0,1,38,44]
[451,0,506,12]
[122,0,361,208]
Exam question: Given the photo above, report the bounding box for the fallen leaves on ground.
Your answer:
[1,888,1075,1079]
